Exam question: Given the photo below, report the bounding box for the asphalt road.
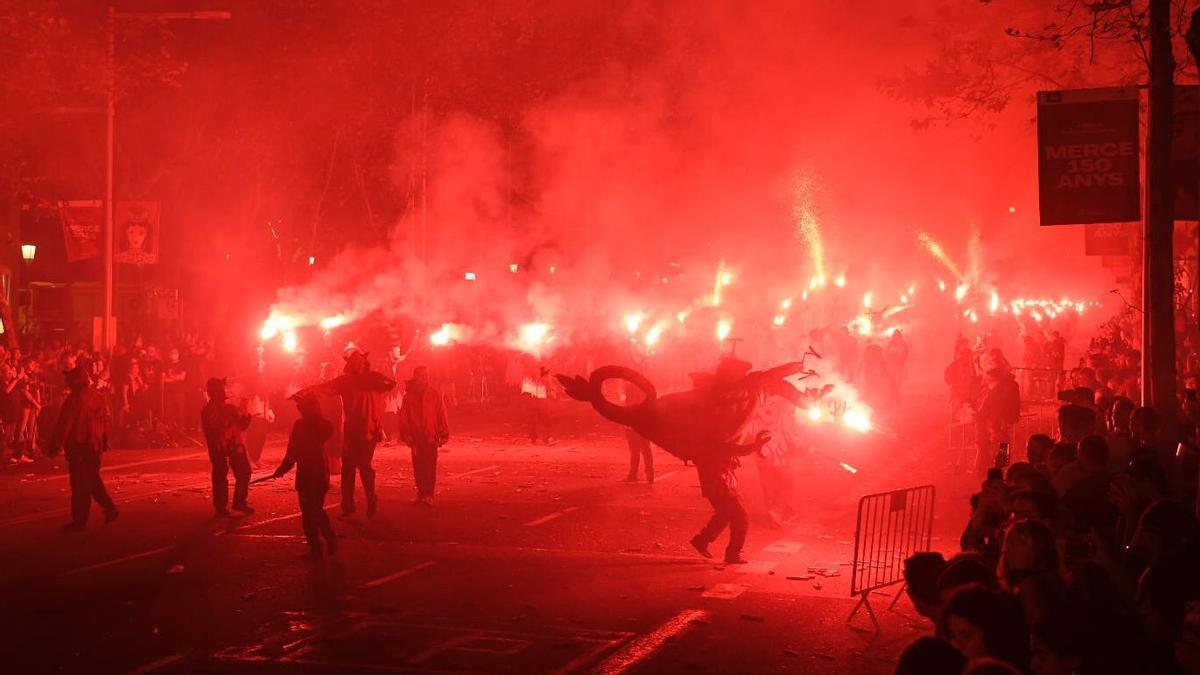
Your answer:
[0,400,963,675]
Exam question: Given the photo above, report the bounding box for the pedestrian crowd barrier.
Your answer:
[847,484,936,631]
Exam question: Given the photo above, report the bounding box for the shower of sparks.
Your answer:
[644,323,664,346]
[791,168,826,283]
[711,260,729,307]
[917,231,963,280]
[967,223,983,284]
[716,319,733,341]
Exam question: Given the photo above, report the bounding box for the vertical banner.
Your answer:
[1174,85,1200,220]
[114,201,160,265]
[1083,222,1133,256]
[1037,87,1141,225]
[58,200,103,262]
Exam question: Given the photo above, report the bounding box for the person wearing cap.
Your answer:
[273,393,336,559]
[48,365,118,532]
[295,348,395,517]
[398,364,449,505]
[200,377,254,516]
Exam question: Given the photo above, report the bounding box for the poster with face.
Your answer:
[114,201,160,265]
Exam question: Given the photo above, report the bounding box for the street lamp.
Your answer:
[20,244,35,262]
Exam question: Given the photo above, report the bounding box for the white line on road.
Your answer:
[123,653,184,675]
[60,545,174,577]
[20,452,210,483]
[0,477,215,528]
[523,506,579,527]
[361,560,437,588]
[227,510,303,530]
[589,608,711,675]
[447,465,499,479]
[653,469,681,482]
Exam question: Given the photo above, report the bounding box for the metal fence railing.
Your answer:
[847,485,936,631]
[948,402,1059,472]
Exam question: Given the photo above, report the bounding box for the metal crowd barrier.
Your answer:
[847,484,936,631]
[947,402,1058,472]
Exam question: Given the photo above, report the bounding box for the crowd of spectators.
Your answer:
[0,333,218,463]
[899,380,1200,673]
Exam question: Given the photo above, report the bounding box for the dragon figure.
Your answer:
[556,350,830,464]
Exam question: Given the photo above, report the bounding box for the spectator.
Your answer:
[1027,433,1054,471]
[904,552,948,626]
[1105,397,1136,471]
[1131,500,1200,648]
[938,553,998,605]
[940,583,1031,669]
[998,518,1063,626]
[1057,404,1096,447]
[895,636,965,675]
[1062,436,1116,536]
[1008,490,1058,528]
[1130,406,1166,466]
[1048,442,1077,493]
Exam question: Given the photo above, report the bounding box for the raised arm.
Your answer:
[293,375,345,400]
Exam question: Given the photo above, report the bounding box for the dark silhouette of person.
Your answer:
[298,349,395,517]
[200,378,253,516]
[48,365,118,532]
[398,364,449,505]
[273,393,337,559]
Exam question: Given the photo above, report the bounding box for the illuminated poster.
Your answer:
[1037,87,1140,225]
[114,201,160,265]
[58,200,103,262]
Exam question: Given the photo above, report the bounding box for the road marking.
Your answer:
[123,653,184,675]
[447,465,499,479]
[653,469,681,482]
[361,560,437,588]
[701,583,749,599]
[0,477,215,528]
[20,452,210,483]
[61,545,174,577]
[523,506,579,527]
[220,537,704,564]
[590,608,710,675]
[227,510,304,530]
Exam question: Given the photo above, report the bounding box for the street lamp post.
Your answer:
[103,5,230,351]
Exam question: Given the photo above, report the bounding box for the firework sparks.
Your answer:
[645,323,664,346]
[623,311,645,334]
[319,314,350,331]
[955,282,969,303]
[917,231,963,280]
[430,323,464,347]
[716,319,733,341]
[514,322,552,356]
[791,168,826,282]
